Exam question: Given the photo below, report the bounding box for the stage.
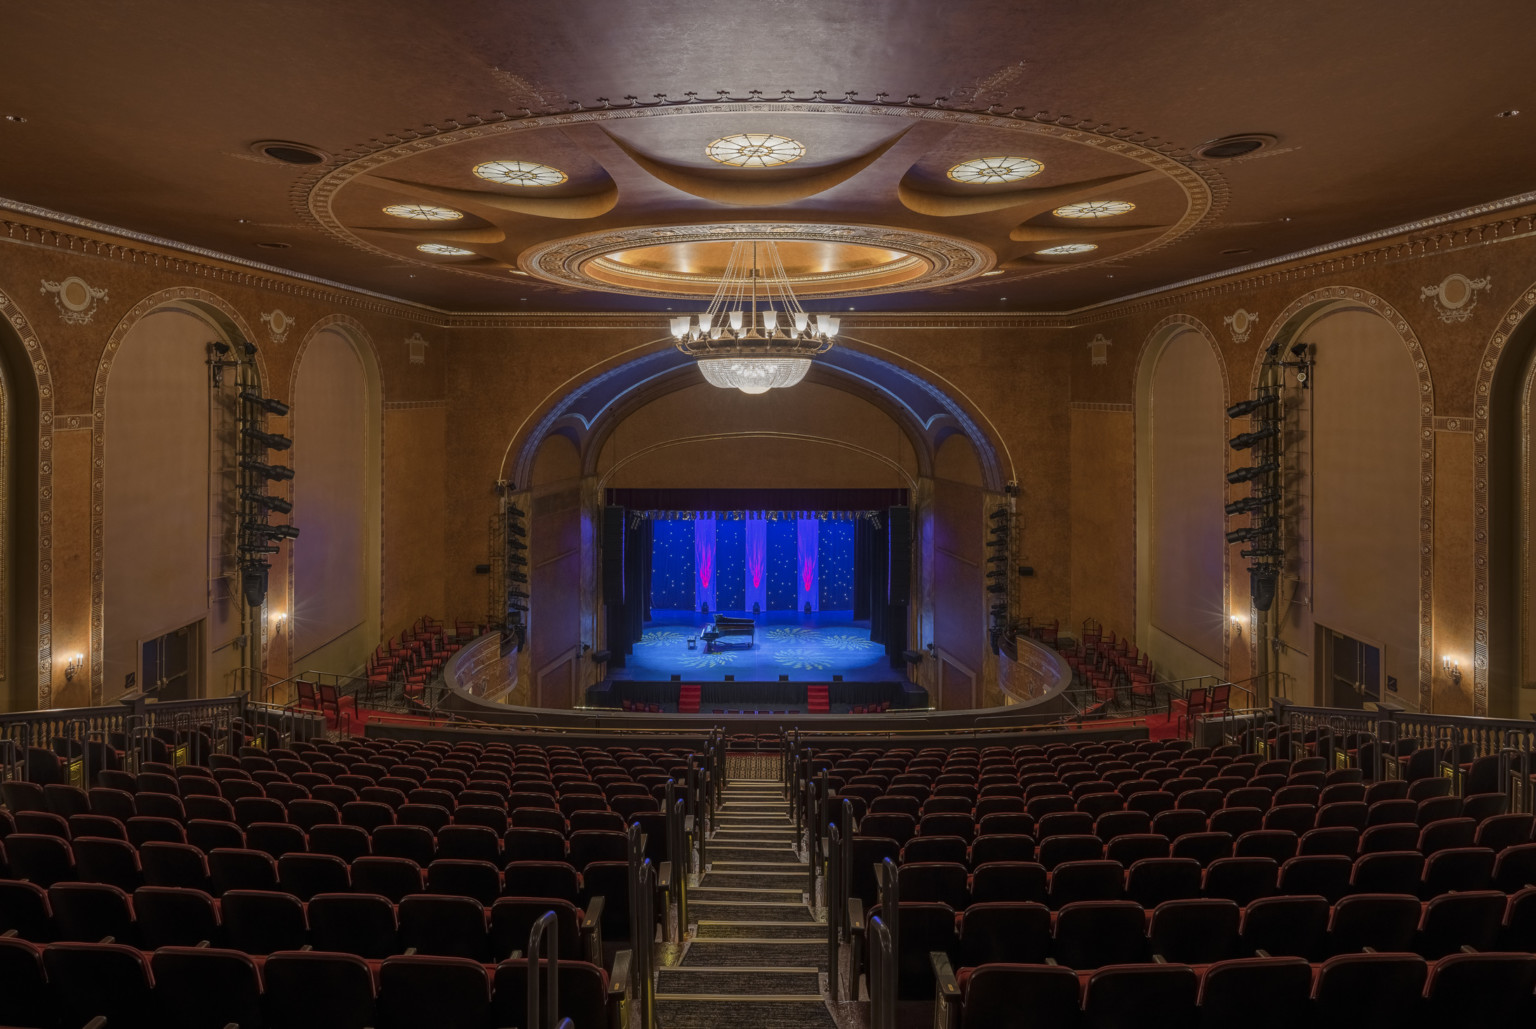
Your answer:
[611,609,893,683]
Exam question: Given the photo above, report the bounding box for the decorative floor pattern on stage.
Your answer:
[614,610,890,682]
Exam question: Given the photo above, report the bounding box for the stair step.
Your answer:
[708,861,807,873]
[709,848,799,864]
[700,871,806,888]
[656,966,820,997]
[689,901,812,922]
[680,939,828,970]
[690,887,803,903]
[694,921,825,940]
[655,997,837,1028]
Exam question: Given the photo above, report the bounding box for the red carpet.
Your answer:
[806,685,830,713]
[678,684,701,713]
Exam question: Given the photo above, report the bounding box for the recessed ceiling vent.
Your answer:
[1196,134,1276,160]
[250,140,327,165]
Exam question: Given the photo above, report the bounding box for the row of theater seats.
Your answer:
[0,938,622,1029]
[2,880,607,963]
[865,889,1536,979]
[937,952,1534,1029]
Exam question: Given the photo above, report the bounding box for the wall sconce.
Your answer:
[1230,614,1244,640]
[64,653,83,682]
[271,612,287,634]
[1442,656,1462,686]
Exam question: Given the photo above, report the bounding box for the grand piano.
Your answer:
[701,614,755,652]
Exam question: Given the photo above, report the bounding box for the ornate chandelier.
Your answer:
[669,240,838,394]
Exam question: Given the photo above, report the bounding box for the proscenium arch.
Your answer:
[0,286,54,709]
[1132,314,1232,681]
[1250,286,1436,710]
[285,315,385,674]
[1473,280,1536,716]
[90,288,264,703]
[505,336,1012,493]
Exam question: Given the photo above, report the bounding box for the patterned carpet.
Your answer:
[620,611,889,682]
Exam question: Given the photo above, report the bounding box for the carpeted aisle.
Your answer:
[656,779,839,1029]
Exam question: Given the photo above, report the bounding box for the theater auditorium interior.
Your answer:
[4,2,1536,1027]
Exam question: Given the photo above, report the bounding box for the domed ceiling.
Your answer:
[1,1,1534,313]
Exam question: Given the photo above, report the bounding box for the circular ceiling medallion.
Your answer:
[473,159,568,187]
[705,133,805,167]
[382,203,463,221]
[947,156,1043,184]
[1036,243,1098,256]
[417,243,475,256]
[1196,133,1277,160]
[57,276,94,312]
[521,222,993,300]
[1438,273,1474,308]
[251,139,328,165]
[1053,200,1136,219]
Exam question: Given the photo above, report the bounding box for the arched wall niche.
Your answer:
[1134,316,1230,685]
[93,290,263,704]
[1475,282,1536,717]
[284,316,383,677]
[0,287,49,711]
[1247,288,1433,710]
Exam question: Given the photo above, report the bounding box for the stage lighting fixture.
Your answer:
[241,561,269,605]
[1240,546,1284,558]
[1225,526,1273,544]
[240,458,294,481]
[1251,567,1278,610]
[1228,425,1280,450]
[241,490,293,514]
[1225,395,1277,419]
[241,426,292,451]
[239,389,289,416]
[1227,461,1279,484]
[245,522,300,540]
[1224,496,1272,516]
[242,542,280,555]
[1290,342,1309,356]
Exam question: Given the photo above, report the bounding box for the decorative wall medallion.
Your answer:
[1421,273,1491,323]
[40,276,107,325]
[1087,334,1112,366]
[406,333,429,365]
[261,309,294,344]
[1223,308,1260,344]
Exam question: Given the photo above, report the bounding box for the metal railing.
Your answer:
[525,910,564,1029]
[626,822,657,1029]
[867,857,899,1028]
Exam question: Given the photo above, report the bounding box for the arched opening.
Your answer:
[930,433,986,708]
[1486,301,1536,716]
[1136,323,1228,683]
[527,433,585,709]
[0,311,40,710]
[287,322,383,677]
[1253,298,1428,707]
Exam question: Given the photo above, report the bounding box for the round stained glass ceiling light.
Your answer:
[416,243,475,256]
[947,156,1043,184]
[382,203,463,221]
[697,356,812,395]
[473,160,568,187]
[1053,200,1136,219]
[706,133,806,168]
[1036,243,1098,256]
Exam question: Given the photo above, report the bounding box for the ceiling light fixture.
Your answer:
[1497,110,1521,118]
[1053,200,1136,219]
[947,156,1043,184]
[982,270,1004,276]
[1036,243,1098,256]
[417,243,475,256]
[473,160,568,186]
[706,133,805,168]
[382,203,464,221]
[669,239,836,395]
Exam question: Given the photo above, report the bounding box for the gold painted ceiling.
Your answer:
[1,1,1534,313]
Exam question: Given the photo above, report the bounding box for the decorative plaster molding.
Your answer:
[40,276,107,325]
[1087,334,1112,366]
[1433,416,1472,433]
[405,332,429,365]
[260,308,295,343]
[1069,401,1133,412]
[1421,273,1492,323]
[1223,308,1260,344]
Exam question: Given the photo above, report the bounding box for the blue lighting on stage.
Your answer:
[650,513,855,612]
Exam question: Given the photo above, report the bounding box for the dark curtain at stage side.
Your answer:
[622,518,649,655]
[866,518,888,646]
[853,519,872,621]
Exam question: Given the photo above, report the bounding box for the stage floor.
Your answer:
[613,610,892,683]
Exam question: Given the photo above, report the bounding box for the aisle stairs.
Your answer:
[678,684,701,713]
[655,779,839,1028]
[805,685,830,713]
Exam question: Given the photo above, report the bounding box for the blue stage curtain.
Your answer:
[818,517,855,609]
[745,515,768,615]
[715,516,745,612]
[767,518,797,610]
[648,519,695,610]
[694,516,717,613]
[796,517,819,612]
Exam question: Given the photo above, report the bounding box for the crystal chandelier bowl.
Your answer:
[697,356,813,395]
